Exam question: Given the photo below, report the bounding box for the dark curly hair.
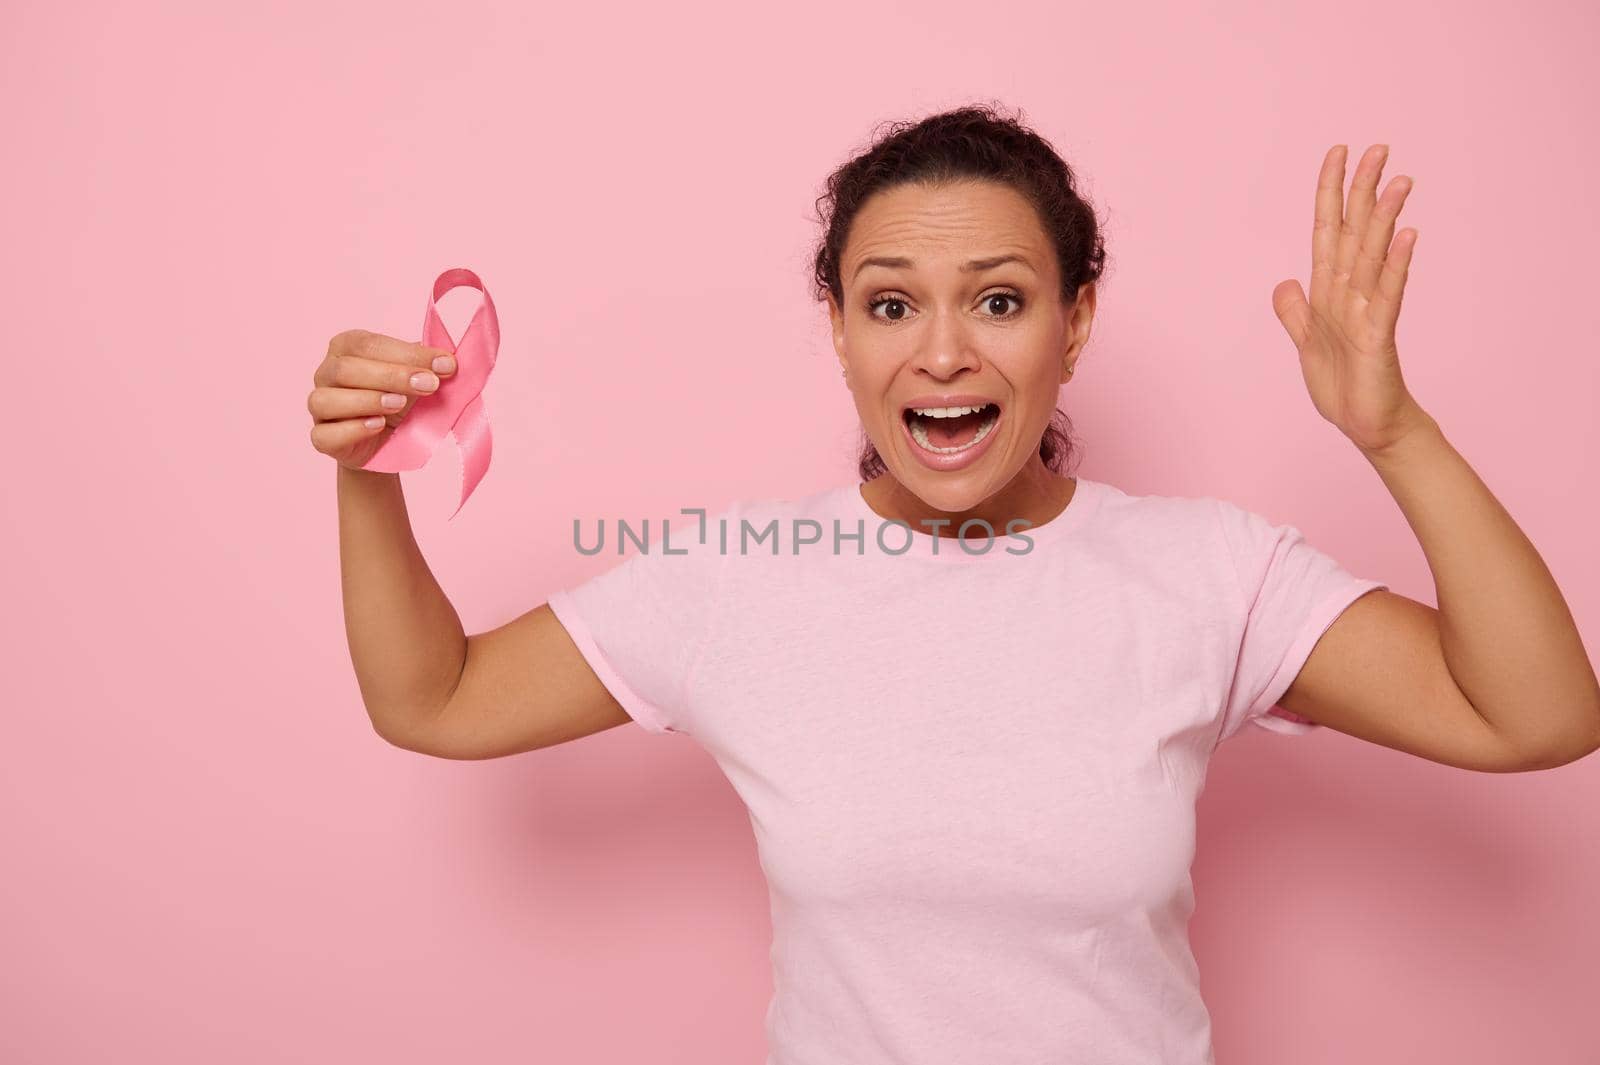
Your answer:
[810,101,1109,483]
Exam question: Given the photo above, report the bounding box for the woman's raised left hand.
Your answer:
[1271,144,1435,455]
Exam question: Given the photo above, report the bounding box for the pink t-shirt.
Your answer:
[547,476,1387,1064]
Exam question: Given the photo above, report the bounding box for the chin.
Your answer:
[887,451,1009,513]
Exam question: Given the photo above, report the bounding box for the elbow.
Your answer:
[366,699,446,754]
[370,710,417,752]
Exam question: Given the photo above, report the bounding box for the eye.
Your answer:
[982,291,1025,317]
[864,289,1026,322]
[865,294,911,321]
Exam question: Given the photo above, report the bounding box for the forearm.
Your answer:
[337,465,467,734]
[1359,412,1600,761]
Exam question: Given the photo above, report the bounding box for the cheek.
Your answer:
[848,361,896,402]
[1001,353,1067,408]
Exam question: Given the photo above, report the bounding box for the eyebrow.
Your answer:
[851,253,1035,284]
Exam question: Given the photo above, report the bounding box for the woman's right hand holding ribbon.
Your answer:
[307,329,458,471]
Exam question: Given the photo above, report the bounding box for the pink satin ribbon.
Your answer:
[362,268,499,519]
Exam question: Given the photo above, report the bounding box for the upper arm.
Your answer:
[381,602,633,760]
[1279,588,1557,772]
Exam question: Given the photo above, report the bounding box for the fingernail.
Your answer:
[364,416,385,429]
[410,371,439,392]
[432,354,456,374]
[381,393,406,410]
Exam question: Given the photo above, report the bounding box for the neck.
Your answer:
[864,457,1075,541]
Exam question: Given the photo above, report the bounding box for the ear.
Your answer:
[826,291,849,376]
[1059,282,1096,383]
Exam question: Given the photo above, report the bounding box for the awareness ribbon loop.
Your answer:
[362,268,499,519]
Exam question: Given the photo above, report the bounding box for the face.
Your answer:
[828,179,1095,516]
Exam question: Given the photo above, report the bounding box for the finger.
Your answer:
[1333,144,1388,296]
[318,329,456,385]
[1369,227,1417,343]
[1309,145,1347,312]
[309,414,388,457]
[307,385,410,422]
[1271,278,1313,352]
[1351,174,1412,300]
[319,352,446,397]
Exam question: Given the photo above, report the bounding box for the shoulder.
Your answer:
[1086,477,1231,548]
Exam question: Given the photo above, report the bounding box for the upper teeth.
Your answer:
[911,404,992,418]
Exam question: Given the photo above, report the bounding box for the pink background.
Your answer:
[5,0,1598,1060]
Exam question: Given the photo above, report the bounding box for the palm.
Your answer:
[1271,144,1431,454]
[339,420,398,470]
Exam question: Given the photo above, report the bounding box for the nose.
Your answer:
[909,306,982,380]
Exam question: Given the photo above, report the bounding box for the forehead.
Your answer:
[844,180,1049,271]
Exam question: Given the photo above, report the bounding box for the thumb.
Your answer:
[1271,279,1311,352]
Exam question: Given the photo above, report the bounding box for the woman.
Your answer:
[308,105,1600,1063]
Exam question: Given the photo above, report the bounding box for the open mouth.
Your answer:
[902,402,1002,454]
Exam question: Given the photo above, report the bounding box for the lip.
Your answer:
[899,393,1004,416]
[898,398,1003,473]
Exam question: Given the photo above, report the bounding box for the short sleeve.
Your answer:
[1212,498,1389,743]
[545,506,731,737]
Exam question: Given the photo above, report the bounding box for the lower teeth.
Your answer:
[910,410,998,454]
